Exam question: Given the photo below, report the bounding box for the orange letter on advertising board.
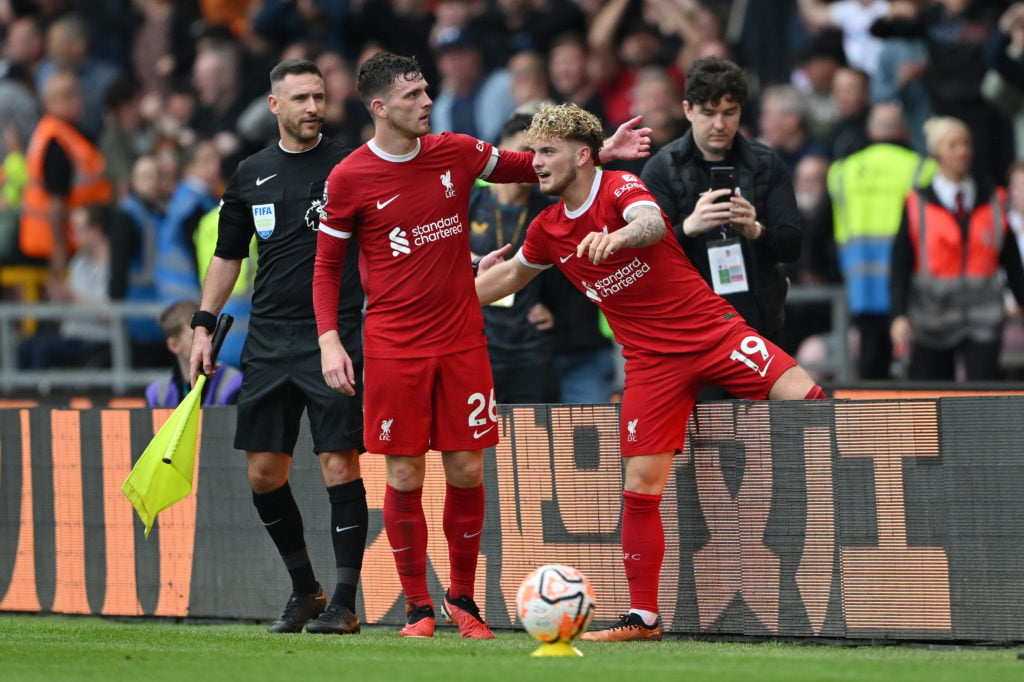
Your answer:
[100,409,142,616]
[834,401,951,631]
[50,410,90,614]
[0,410,42,612]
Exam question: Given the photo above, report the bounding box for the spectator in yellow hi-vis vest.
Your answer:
[0,124,29,264]
[828,102,936,379]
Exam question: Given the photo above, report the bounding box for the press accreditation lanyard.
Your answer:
[489,203,528,308]
[705,189,749,295]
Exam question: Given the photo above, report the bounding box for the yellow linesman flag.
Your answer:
[122,313,232,537]
[122,373,206,537]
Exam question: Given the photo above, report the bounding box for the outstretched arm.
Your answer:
[476,250,543,305]
[577,205,667,265]
[488,118,653,184]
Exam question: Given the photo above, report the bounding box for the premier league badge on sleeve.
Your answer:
[252,203,276,239]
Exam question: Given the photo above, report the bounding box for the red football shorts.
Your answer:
[363,346,499,455]
[619,319,796,456]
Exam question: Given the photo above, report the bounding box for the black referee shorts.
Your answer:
[234,317,364,455]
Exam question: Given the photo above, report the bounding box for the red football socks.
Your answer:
[383,484,431,607]
[621,490,665,613]
[443,482,485,600]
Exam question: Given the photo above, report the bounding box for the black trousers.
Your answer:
[854,314,893,380]
[909,337,1002,382]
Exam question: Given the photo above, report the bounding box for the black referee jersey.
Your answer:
[215,135,363,322]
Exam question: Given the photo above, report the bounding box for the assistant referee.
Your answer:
[189,58,366,635]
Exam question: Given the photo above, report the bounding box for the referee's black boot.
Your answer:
[306,603,361,635]
[267,585,327,633]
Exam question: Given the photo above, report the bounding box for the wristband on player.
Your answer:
[472,256,483,276]
[189,310,217,333]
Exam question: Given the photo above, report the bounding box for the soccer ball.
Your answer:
[515,564,596,643]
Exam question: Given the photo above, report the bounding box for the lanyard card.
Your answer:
[708,238,749,295]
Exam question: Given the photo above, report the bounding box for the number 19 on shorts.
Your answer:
[730,335,775,378]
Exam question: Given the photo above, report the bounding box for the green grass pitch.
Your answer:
[1,615,1020,682]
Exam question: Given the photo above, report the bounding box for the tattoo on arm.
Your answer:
[619,206,667,247]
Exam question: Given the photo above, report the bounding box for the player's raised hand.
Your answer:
[600,115,653,162]
[319,331,356,396]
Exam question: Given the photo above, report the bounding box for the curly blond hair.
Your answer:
[525,102,604,159]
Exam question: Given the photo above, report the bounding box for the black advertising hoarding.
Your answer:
[1,399,1022,643]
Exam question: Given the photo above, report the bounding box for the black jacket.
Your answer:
[641,130,802,340]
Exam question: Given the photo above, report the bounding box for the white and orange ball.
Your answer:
[515,564,596,643]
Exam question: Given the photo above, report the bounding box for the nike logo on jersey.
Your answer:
[255,174,277,186]
[262,518,282,527]
[377,194,400,209]
[559,253,574,263]
[335,525,359,533]
[463,530,482,539]
[758,355,775,378]
[473,426,495,439]
[392,546,411,553]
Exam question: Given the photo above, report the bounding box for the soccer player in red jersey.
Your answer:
[312,53,651,639]
[475,102,827,642]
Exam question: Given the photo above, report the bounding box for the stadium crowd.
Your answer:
[0,0,1023,387]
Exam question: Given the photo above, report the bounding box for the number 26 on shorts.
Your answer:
[467,389,498,427]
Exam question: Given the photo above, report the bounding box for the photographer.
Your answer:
[641,56,802,344]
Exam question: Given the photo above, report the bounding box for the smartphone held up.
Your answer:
[710,166,736,203]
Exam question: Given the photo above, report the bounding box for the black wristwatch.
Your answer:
[189,310,217,333]
[472,256,482,276]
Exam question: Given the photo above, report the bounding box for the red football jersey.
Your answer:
[519,170,740,358]
[315,132,534,358]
